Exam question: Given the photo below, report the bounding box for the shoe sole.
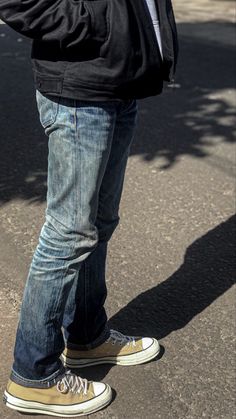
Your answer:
[62,339,160,368]
[3,385,112,417]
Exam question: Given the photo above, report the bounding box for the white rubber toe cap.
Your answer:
[142,337,154,349]
[142,337,160,351]
[93,382,107,396]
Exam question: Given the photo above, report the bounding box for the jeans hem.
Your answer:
[10,365,66,388]
[66,325,110,350]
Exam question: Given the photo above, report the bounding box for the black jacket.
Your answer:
[0,0,178,101]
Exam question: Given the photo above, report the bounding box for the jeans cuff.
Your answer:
[10,365,66,389]
[66,325,110,351]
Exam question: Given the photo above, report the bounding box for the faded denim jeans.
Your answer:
[11,91,138,388]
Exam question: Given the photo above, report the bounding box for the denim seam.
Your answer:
[77,104,89,342]
[51,104,78,327]
[63,103,87,346]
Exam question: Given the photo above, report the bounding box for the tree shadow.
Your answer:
[0,21,235,205]
[132,21,235,170]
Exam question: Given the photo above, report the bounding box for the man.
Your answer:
[0,0,178,416]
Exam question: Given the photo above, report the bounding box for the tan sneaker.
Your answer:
[62,330,160,368]
[3,370,112,417]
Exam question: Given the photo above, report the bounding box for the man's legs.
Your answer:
[11,92,137,387]
[63,99,138,348]
[61,99,160,368]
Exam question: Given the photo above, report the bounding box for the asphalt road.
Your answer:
[0,1,235,418]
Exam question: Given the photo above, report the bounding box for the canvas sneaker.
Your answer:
[3,370,112,417]
[62,329,160,368]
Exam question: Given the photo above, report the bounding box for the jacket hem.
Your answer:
[34,73,163,101]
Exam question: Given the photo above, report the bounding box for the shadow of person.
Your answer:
[109,215,235,339]
[70,215,235,381]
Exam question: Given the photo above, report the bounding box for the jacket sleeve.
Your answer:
[0,0,107,48]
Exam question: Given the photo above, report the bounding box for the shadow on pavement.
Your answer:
[70,216,235,382]
[109,215,236,339]
[0,21,235,205]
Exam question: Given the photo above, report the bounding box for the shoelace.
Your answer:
[106,329,136,347]
[57,370,88,395]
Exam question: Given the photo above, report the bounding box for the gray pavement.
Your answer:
[0,0,235,418]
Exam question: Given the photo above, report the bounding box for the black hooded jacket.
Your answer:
[0,0,178,101]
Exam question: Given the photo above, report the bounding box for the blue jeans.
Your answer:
[11,91,138,388]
